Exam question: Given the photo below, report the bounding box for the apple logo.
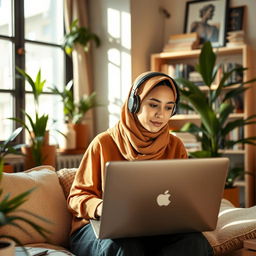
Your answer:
[156,190,171,206]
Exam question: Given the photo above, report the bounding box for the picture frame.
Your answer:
[227,6,245,32]
[184,0,229,47]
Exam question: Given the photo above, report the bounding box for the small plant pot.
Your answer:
[0,240,15,256]
[3,164,14,173]
[22,144,57,170]
[223,186,240,207]
[72,123,89,150]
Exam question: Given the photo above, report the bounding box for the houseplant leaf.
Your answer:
[196,41,216,87]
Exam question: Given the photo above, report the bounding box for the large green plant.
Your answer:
[175,41,256,187]
[10,68,49,166]
[51,80,99,124]
[64,19,100,55]
[0,128,50,252]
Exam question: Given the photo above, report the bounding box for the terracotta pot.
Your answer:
[29,130,49,145]
[72,123,89,150]
[0,240,15,256]
[223,187,240,207]
[3,164,14,173]
[22,144,57,170]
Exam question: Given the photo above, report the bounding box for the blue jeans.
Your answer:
[70,224,213,256]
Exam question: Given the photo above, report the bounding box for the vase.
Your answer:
[223,187,240,207]
[22,144,57,170]
[72,123,89,150]
[58,123,76,150]
[0,240,15,256]
[3,164,14,173]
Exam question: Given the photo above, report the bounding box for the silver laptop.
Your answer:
[90,157,229,239]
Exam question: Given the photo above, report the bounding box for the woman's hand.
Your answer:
[96,202,103,218]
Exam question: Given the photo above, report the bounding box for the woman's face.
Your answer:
[136,85,176,133]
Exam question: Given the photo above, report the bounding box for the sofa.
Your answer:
[1,165,256,256]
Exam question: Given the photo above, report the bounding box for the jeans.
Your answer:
[70,224,213,256]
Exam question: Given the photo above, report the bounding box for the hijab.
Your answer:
[107,72,178,161]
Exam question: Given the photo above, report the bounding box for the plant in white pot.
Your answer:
[51,80,99,151]
[10,67,57,169]
[0,128,50,255]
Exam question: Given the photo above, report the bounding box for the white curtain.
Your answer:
[64,0,95,138]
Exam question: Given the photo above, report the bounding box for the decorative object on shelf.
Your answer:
[226,30,245,48]
[227,6,245,32]
[10,68,58,169]
[63,19,100,56]
[175,41,256,190]
[0,134,50,255]
[184,0,229,47]
[51,81,100,151]
[163,33,200,52]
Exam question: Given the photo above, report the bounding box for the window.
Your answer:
[0,0,70,143]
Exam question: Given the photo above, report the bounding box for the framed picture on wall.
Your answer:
[184,0,229,47]
[227,6,245,32]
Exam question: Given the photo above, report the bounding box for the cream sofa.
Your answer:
[1,165,256,256]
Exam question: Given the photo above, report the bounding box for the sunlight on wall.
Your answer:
[107,8,131,128]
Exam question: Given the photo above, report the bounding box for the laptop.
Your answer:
[90,157,229,239]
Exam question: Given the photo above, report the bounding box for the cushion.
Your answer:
[56,168,77,198]
[0,166,72,247]
[204,199,256,255]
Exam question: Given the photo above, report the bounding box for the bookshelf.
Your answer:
[151,45,256,207]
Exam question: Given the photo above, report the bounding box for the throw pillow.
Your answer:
[0,166,72,246]
[204,199,256,255]
[56,168,77,198]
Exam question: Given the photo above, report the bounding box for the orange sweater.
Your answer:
[67,131,188,234]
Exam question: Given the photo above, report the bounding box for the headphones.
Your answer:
[128,72,180,116]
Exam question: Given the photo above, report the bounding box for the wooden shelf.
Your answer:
[152,44,256,207]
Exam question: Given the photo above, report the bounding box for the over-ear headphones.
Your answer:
[128,72,179,116]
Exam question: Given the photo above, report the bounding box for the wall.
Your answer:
[89,0,131,134]
[89,0,256,134]
[162,0,256,49]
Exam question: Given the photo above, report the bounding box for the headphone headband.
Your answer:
[128,72,179,115]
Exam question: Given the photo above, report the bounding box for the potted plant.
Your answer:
[10,67,57,169]
[0,127,23,174]
[0,128,50,255]
[63,19,100,56]
[51,81,99,151]
[175,41,256,206]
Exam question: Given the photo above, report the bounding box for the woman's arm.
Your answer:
[67,137,103,220]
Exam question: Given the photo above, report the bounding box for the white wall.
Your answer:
[89,0,131,134]
[162,0,256,50]
[130,0,164,79]
[89,0,256,134]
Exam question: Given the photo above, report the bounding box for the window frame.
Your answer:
[0,0,73,144]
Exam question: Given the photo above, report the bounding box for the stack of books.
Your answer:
[163,33,200,52]
[226,30,245,47]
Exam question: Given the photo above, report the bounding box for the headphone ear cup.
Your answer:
[171,104,177,117]
[133,95,140,113]
[128,94,140,113]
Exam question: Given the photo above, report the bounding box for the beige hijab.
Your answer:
[108,72,178,161]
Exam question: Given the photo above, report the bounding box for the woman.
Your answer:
[68,72,213,256]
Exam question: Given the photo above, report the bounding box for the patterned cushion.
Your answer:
[56,168,77,198]
[204,199,256,255]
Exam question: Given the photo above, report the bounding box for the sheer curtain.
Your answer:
[64,0,95,138]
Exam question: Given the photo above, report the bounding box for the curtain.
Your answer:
[64,0,95,138]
